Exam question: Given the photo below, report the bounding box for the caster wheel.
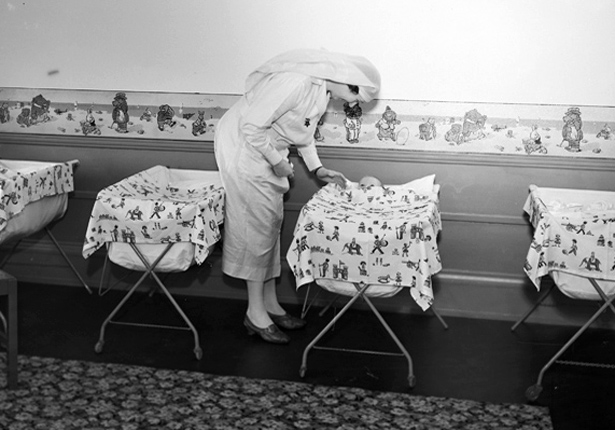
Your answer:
[299,366,307,378]
[194,347,203,360]
[408,375,416,388]
[525,384,542,401]
[94,341,104,354]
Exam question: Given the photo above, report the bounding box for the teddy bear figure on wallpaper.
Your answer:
[343,102,363,143]
[375,106,401,142]
[560,107,583,152]
[192,111,208,136]
[111,92,130,133]
[157,104,177,131]
[461,109,487,143]
[419,117,437,141]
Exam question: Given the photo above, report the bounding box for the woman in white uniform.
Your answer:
[214,49,381,344]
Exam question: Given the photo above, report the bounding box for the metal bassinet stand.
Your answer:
[514,184,615,401]
[288,176,446,388]
[94,242,204,359]
[83,166,224,360]
[299,281,448,388]
[512,277,615,401]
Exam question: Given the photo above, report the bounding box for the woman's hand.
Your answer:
[272,159,294,178]
[316,167,347,188]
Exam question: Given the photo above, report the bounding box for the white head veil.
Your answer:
[246,49,381,103]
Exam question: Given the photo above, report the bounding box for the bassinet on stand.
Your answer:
[512,184,615,401]
[0,158,90,292]
[82,166,225,360]
[287,175,448,388]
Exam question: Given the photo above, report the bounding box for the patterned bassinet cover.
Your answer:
[287,174,442,311]
[523,185,615,300]
[0,159,74,244]
[82,166,225,270]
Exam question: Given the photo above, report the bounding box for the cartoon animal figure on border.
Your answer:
[157,104,177,131]
[140,107,154,122]
[0,103,10,124]
[523,124,547,155]
[375,106,401,142]
[192,110,207,136]
[80,108,101,136]
[444,123,463,145]
[111,92,130,133]
[16,108,31,127]
[461,109,487,142]
[30,94,51,124]
[343,102,363,143]
[419,117,437,141]
[596,123,613,140]
[560,107,583,152]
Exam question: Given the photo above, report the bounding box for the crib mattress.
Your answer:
[287,174,442,310]
[0,159,74,239]
[523,185,615,300]
[82,166,225,268]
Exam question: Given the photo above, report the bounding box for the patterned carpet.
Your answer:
[0,355,552,430]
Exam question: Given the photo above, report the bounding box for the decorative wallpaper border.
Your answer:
[1,87,614,159]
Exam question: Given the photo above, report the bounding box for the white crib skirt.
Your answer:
[0,194,68,245]
[551,271,615,301]
[316,279,403,298]
[108,242,215,273]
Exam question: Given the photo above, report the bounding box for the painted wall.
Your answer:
[1,134,614,329]
[1,0,614,105]
[1,1,615,327]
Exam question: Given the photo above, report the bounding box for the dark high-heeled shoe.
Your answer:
[268,312,307,330]
[243,315,290,344]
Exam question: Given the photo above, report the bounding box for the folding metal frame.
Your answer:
[94,242,203,360]
[512,277,615,401]
[299,281,449,388]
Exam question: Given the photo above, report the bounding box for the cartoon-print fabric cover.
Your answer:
[287,175,442,311]
[523,185,615,299]
[82,166,225,265]
[0,159,74,232]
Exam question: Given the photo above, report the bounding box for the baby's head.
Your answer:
[359,175,382,189]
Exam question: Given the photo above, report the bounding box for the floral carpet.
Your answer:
[0,355,552,430]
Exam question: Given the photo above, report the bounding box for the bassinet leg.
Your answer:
[511,283,556,331]
[430,306,449,330]
[95,243,203,360]
[526,290,615,401]
[95,266,152,354]
[45,227,92,294]
[98,250,111,296]
[148,269,203,360]
[361,293,416,388]
[299,283,369,378]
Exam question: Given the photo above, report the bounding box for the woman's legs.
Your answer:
[246,278,285,328]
